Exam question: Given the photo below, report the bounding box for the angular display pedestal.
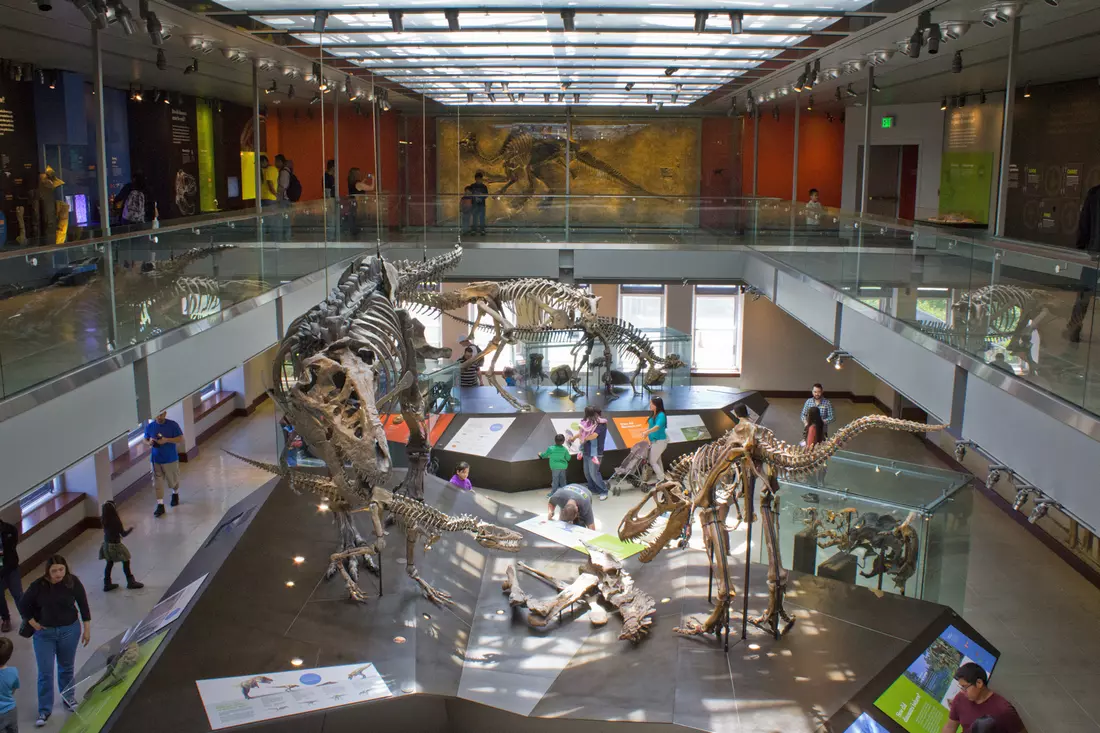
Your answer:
[818,551,859,585]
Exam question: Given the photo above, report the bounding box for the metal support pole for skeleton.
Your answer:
[751,107,760,198]
[859,66,874,216]
[565,107,572,242]
[253,65,262,216]
[994,16,1020,237]
[333,85,340,241]
[92,27,118,349]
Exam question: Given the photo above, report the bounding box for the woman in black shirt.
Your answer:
[20,555,91,726]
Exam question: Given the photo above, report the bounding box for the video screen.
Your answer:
[874,625,997,733]
[845,713,891,733]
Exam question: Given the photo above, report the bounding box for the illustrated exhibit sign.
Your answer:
[444,417,515,456]
[196,662,392,730]
[122,573,207,645]
[382,413,455,446]
[874,625,998,733]
[516,516,653,561]
[60,632,169,733]
[664,413,712,443]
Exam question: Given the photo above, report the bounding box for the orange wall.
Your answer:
[741,110,845,207]
[266,104,401,222]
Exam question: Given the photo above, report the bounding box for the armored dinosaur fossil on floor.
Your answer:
[230,248,520,606]
[617,415,944,639]
[502,542,655,643]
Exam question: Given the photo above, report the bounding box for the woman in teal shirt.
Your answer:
[641,396,668,481]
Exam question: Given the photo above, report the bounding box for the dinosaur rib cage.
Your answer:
[388,493,484,534]
[953,285,1049,332]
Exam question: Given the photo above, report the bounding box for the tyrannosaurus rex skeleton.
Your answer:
[617,415,944,639]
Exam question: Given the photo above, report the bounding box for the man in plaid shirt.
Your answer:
[800,383,835,436]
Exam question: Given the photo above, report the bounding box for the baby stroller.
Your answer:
[609,441,659,496]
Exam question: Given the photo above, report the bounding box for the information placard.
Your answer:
[122,574,207,645]
[612,416,650,447]
[444,417,515,456]
[874,625,997,733]
[516,516,650,561]
[196,662,391,730]
[665,413,712,443]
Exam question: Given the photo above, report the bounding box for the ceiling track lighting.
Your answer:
[982,2,1022,27]
[952,50,963,74]
[257,58,276,72]
[979,88,987,104]
[467,92,474,103]
[867,49,895,67]
[940,21,971,41]
[693,11,708,34]
[1023,82,1031,98]
[500,81,509,91]
[487,92,496,102]
[156,48,167,71]
[184,57,198,75]
[664,67,679,77]
[729,11,743,35]
[557,92,564,103]
[185,36,214,55]
[507,92,515,103]
[518,92,525,101]
[445,9,460,32]
[312,10,327,33]
[388,9,403,32]
[283,66,301,79]
[655,101,663,111]
[825,350,849,370]
[807,94,814,111]
[287,84,294,99]
[146,11,166,46]
[940,96,948,111]
[926,24,941,54]
[222,49,248,64]
[544,92,550,103]
[129,84,143,101]
[845,83,857,98]
[265,80,277,94]
[834,87,842,102]
[793,75,805,93]
[645,93,654,104]
[343,78,351,97]
[624,82,634,91]
[73,0,96,22]
[310,93,320,105]
[560,81,571,90]
[484,81,492,92]
[116,2,137,35]
[958,94,967,108]
[907,28,923,58]
[560,9,575,32]
[572,92,579,104]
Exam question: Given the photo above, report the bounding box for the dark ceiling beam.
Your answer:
[251,27,851,38]
[208,7,889,19]
[309,55,799,64]
[281,41,818,52]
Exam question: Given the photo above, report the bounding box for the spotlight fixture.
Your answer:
[484,92,494,102]
[484,81,492,92]
[656,101,663,111]
[825,350,850,369]
[343,77,351,97]
[388,9,403,32]
[445,9,459,31]
[116,2,138,35]
[557,92,564,103]
[1012,487,1032,512]
[907,28,923,58]
[845,59,867,75]
[544,92,550,103]
[560,81,570,90]
[845,83,857,98]
[807,94,814,111]
[287,84,294,99]
[952,50,963,74]
[771,106,779,121]
[979,89,987,104]
[156,48,167,70]
[646,93,654,104]
[313,10,327,33]
[867,49,895,66]
[693,10,708,33]
[834,87,842,102]
[152,88,162,104]
[981,2,1022,27]
[185,36,214,55]
[283,66,301,79]
[560,9,575,32]
[957,94,966,108]
[519,92,526,100]
[1023,82,1031,98]
[940,21,971,41]
[822,67,841,81]
[675,82,683,92]
[573,92,579,104]
[826,112,835,123]
[256,58,276,72]
[1028,500,1055,524]
[940,96,948,111]
[310,93,320,105]
[163,91,171,105]
[926,24,941,54]
[507,92,515,103]
[146,11,165,45]
[1043,0,1058,5]
[265,80,277,94]
[671,94,678,104]
[664,67,679,77]
[793,75,805,93]
[73,0,97,22]
[184,57,198,75]
[811,59,821,86]
[222,49,248,64]
[729,11,743,34]
[871,82,881,92]
[624,82,634,91]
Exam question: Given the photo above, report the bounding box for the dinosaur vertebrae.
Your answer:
[401,277,595,322]
[390,245,463,298]
[953,285,1051,331]
[387,493,488,534]
[756,415,942,475]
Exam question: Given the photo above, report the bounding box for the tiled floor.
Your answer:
[8,397,1098,732]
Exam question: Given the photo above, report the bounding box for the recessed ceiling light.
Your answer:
[393,636,407,644]
[290,658,304,667]
[285,580,295,587]
[293,556,305,564]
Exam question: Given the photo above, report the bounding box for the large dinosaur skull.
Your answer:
[283,344,391,497]
[458,132,478,153]
[472,520,524,552]
[618,483,691,563]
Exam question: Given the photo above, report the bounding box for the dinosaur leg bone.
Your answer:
[405,534,453,606]
[749,476,794,635]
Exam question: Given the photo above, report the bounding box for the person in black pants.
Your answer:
[99,501,143,592]
[20,555,91,727]
[0,519,21,634]
[467,171,489,235]
[1066,184,1100,343]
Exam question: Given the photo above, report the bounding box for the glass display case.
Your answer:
[757,450,973,609]
[513,326,692,392]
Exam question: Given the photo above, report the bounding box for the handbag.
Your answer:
[18,620,35,639]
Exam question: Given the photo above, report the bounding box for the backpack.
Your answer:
[286,173,302,202]
[122,188,146,223]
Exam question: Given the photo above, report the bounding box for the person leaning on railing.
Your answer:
[1066,184,1100,343]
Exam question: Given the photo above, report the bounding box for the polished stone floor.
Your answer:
[3,398,1098,732]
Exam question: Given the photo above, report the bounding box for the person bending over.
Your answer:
[547,484,595,531]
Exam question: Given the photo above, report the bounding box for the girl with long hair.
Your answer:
[641,396,668,482]
[100,501,143,592]
[579,406,609,499]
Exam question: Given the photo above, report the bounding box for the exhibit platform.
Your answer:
[91,473,997,733]
[403,386,769,492]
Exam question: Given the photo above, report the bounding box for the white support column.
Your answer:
[994,16,1021,237]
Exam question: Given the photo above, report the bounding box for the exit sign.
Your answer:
[881,115,896,129]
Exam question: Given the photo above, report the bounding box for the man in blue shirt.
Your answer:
[800,383,835,437]
[144,411,185,517]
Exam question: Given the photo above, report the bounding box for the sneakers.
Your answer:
[62,698,78,713]
[170,493,180,507]
[35,713,49,727]
[598,493,609,502]
[0,620,10,633]
[103,583,119,592]
[126,580,145,590]
[153,504,166,518]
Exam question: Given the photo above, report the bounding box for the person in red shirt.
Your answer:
[942,663,1027,733]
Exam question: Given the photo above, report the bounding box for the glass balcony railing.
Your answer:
[1,193,1097,425]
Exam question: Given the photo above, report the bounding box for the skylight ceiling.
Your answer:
[214,1,883,107]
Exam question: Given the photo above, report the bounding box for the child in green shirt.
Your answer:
[539,434,571,495]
